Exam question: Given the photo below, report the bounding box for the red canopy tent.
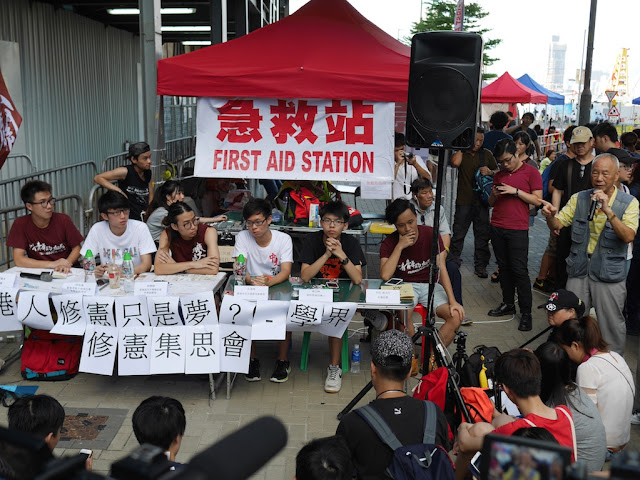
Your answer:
[481,72,548,104]
[157,0,411,102]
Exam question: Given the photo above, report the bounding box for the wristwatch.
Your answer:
[340,256,350,266]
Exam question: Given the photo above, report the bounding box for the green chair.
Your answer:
[299,329,350,373]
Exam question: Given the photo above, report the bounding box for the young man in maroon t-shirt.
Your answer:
[488,139,543,331]
[7,180,84,274]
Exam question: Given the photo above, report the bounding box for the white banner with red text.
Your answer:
[195,98,394,191]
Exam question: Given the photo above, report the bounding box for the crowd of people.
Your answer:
[3,117,640,478]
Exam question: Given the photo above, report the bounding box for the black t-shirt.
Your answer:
[119,164,152,221]
[336,397,449,480]
[553,157,593,208]
[299,230,366,279]
[513,126,538,143]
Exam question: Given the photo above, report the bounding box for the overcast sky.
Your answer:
[289,0,639,101]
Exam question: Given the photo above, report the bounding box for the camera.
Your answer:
[403,152,414,161]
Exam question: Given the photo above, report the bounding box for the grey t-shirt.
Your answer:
[146,207,167,243]
[549,385,606,471]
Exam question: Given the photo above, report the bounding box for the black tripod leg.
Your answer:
[337,380,373,420]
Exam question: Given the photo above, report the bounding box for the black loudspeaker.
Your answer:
[406,31,483,149]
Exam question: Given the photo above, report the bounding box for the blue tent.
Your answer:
[517,74,565,105]
[633,96,640,105]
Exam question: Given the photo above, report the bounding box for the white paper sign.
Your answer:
[83,296,116,327]
[51,294,87,336]
[0,288,21,331]
[180,292,218,326]
[219,295,254,326]
[318,302,357,338]
[361,176,392,200]
[299,288,334,303]
[79,325,118,376]
[114,296,150,327]
[150,327,186,374]
[252,300,288,340]
[234,285,269,301]
[286,301,324,331]
[219,324,252,373]
[0,274,17,288]
[185,325,220,374]
[135,281,169,297]
[147,297,182,327]
[62,282,98,295]
[365,289,400,305]
[18,291,54,330]
[118,327,152,376]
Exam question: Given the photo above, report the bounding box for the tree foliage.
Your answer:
[408,0,501,80]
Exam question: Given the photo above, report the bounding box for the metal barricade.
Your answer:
[0,154,37,182]
[101,151,129,173]
[0,161,97,212]
[0,194,84,270]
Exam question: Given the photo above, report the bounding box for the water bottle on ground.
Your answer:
[122,252,135,293]
[234,254,247,286]
[350,344,361,374]
[83,249,96,282]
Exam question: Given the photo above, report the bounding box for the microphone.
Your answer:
[588,190,601,221]
[172,416,287,480]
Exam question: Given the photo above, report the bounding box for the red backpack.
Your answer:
[21,329,83,381]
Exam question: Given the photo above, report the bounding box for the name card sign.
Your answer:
[234,285,269,301]
[0,274,17,288]
[365,289,400,305]
[135,282,168,297]
[63,282,98,295]
[299,288,334,303]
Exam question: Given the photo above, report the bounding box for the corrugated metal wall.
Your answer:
[0,0,140,171]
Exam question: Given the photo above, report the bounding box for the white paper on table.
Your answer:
[146,296,182,327]
[219,324,252,374]
[150,326,186,374]
[114,296,150,327]
[180,291,218,326]
[286,300,324,331]
[62,283,98,295]
[252,300,288,340]
[83,296,116,327]
[360,176,392,199]
[318,302,357,338]
[233,285,269,301]
[0,274,17,288]
[51,294,87,336]
[118,327,152,376]
[185,325,220,374]
[365,289,400,305]
[18,291,54,330]
[219,295,254,326]
[79,325,118,376]
[135,281,169,297]
[0,288,21,331]
[299,288,334,303]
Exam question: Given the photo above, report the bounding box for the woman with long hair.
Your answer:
[154,202,220,275]
[553,316,635,454]
[534,341,606,470]
[146,181,227,243]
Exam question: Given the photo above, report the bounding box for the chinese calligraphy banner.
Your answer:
[79,325,118,376]
[252,300,288,340]
[318,302,357,338]
[0,70,22,170]
[151,326,186,374]
[118,327,152,376]
[180,292,218,326]
[0,288,20,331]
[185,325,220,374]
[51,294,87,336]
[18,291,54,330]
[195,98,394,183]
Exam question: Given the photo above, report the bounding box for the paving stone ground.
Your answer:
[0,173,637,478]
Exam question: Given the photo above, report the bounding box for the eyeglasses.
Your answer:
[579,164,586,178]
[181,218,200,229]
[498,155,515,165]
[107,208,130,217]
[321,218,345,226]
[245,218,267,227]
[30,197,56,207]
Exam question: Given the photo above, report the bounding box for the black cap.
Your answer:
[544,289,585,318]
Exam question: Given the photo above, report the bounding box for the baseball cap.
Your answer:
[570,126,594,144]
[607,147,636,164]
[544,289,585,318]
[371,330,413,368]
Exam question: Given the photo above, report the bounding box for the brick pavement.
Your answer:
[0,177,637,478]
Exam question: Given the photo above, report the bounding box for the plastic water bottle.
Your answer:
[234,254,247,286]
[83,249,96,282]
[122,252,135,293]
[350,344,361,374]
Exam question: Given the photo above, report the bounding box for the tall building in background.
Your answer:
[545,35,567,92]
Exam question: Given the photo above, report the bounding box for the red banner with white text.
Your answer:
[0,70,22,170]
[195,98,394,185]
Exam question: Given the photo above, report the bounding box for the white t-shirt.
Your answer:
[576,351,635,448]
[81,220,157,267]
[392,155,429,200]
[232,230,293,277]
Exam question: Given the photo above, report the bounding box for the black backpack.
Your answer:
[355,401,454,480]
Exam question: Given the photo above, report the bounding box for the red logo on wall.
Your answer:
[0,70,22,170]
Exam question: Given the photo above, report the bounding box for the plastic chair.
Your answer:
[300,329,350,373]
